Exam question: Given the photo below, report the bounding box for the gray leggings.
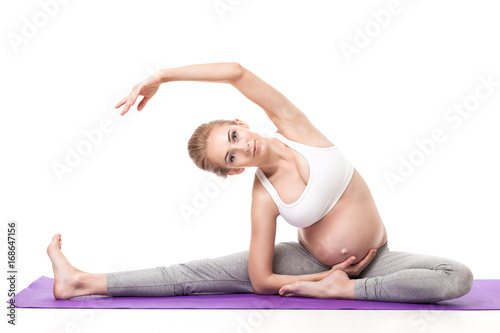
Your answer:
[106,241,473,303]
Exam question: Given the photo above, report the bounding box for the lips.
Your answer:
[253,140,256,158]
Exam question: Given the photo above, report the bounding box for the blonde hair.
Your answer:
[187,119,238,178]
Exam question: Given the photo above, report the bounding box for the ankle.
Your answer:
[341,279,356,300]
[73,271,91,289]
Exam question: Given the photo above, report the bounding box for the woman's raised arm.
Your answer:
[115,62,242,115]
[116,63,309,133]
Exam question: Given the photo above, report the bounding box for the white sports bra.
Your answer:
[255,132,354,228]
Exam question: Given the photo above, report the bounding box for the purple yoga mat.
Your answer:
[7,276,500,310]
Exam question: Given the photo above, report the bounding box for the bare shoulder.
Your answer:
[251,173,279,219]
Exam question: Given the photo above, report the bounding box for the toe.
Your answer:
[279,286,289,296]
[280,282,303,296]
[279,283,295,295]
[281,292,295,297]
[279,287,296,297]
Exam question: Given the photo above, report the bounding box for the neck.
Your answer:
[257,136,292,177]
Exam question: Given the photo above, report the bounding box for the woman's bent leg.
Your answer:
[107,241,332,297]
[354,243,474,303]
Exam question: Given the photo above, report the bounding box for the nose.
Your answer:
[235,141,252,154]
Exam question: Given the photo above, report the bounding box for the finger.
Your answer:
[120,103,132,116]
[137,96,150,111]
[337,256,356,270]
[129,85,143,107]
[115,96,128,108]
[117,93,133,115]
[352,249,377,270]
[343,250,376,277]
[364,249,377,263]
[121,88,139,115]
[124,91,135,110]
[120,103,129,115]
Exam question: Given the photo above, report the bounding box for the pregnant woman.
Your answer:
[47,62,473,303]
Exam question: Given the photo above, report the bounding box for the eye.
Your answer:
[232,131,237,140]
[230,153,235,163]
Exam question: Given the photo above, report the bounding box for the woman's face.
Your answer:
[206,122,261,175]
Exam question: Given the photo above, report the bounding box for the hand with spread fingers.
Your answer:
[115,72,163,115]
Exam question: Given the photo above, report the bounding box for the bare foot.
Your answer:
[46,234,87,300]
[278,270,356,299]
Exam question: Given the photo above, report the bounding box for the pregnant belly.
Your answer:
[297,169,388,266]
[298,214,387,266]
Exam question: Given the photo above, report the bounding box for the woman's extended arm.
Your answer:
[116,62,310,133]
[160,62,306,127]
[116,62,241,115]
[157,62,242,84]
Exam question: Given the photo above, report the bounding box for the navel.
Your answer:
[340,248,348,255]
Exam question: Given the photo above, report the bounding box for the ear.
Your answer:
[234,118,249,129]
[228,168,245,176]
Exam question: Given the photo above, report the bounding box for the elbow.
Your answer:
[253,285,275,295]
[250,278,277,295]
[227,62,245,84]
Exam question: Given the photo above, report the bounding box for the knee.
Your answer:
[440,261,474,300]
[454,263,474,298]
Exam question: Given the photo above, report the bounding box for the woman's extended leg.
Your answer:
[47,233,332,299]
[106,239,332,297]
[280,242,474,303]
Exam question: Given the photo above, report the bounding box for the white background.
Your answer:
[1,0,499,332]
